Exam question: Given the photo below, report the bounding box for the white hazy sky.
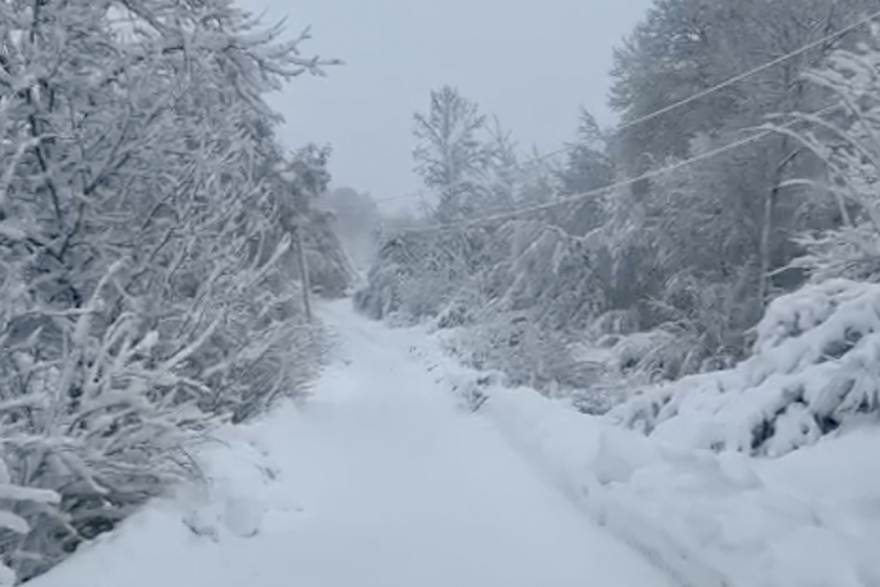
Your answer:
[236,0,652,211]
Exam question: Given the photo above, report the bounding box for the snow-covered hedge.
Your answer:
[611,279,880,455]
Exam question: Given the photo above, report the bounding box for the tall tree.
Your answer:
[412,85,490,222]
[775,28,880,282]
[552,108,616,236]
[596,0,875,367]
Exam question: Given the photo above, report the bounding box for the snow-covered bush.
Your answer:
[357,216,610,403]
[359,219,604,330]
[0,0,342,580]
[354,229,486,322]
[611,279,880,456]
[480,220,604,331]
[0,454,60,586]
[442,310,595,393]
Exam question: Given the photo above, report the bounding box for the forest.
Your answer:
[356,0,880,441]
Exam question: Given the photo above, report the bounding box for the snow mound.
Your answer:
[435,365,880,587]
[610,279,880,455]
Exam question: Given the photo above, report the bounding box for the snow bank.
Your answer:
[27,404,307,587]
[611,279,880,455]
[479,385,879,587]
[412,313,880,587]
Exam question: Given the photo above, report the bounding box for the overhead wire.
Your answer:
[395,104,838,235]
[372,8,880,208]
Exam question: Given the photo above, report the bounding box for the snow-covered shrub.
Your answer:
[444,311,577,391]
[588,308,641,342]
[481,220,604,331]
[0,454,60,586]
[611,279,880,456]
[610,330,687,380]
[0,258,205,579]
[435,284,485,329]
[0,0,341,581]
[354,229,486,322]
[439,301,617,410]
[359,218,607,401]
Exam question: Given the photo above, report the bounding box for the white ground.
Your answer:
[31,299,674,587]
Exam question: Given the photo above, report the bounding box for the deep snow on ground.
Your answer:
[422,328,880,587]
[30,299,673,587]
[30,296,880,587]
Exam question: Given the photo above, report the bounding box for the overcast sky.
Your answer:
[236,0,652,211]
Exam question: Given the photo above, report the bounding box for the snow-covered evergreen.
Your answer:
[611,279,880,455]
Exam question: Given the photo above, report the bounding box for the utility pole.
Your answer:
[294,219,312,322]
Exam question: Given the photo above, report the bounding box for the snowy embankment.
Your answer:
[417,280,880,587]
[29,300,672,587]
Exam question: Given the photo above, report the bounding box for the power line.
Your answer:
[519,6,880,167]
[605,8,880,137]
[395,105,837,235]
[374,8,880,206]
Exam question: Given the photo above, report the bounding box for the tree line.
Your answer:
[357,0,880,414]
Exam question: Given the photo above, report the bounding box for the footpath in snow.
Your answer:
[31,299,673,587]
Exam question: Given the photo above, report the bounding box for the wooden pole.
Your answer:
[295,221,312,322]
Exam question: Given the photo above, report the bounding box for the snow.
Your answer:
[28,294,880,587]
[30,299,673,587]
[421,331,880,587]
[610,279,880,456]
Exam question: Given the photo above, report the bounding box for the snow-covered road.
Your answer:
[33,299,672,587]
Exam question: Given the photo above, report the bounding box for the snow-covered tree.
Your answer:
[577,0,879,375]
[771,29,880,282]
[607,22,880,454]
[411,86,523,222]
[412,85,489,219]
[0,0,344,579]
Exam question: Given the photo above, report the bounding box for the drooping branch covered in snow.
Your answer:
[766,29,880,283]
[611,279,880,455]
